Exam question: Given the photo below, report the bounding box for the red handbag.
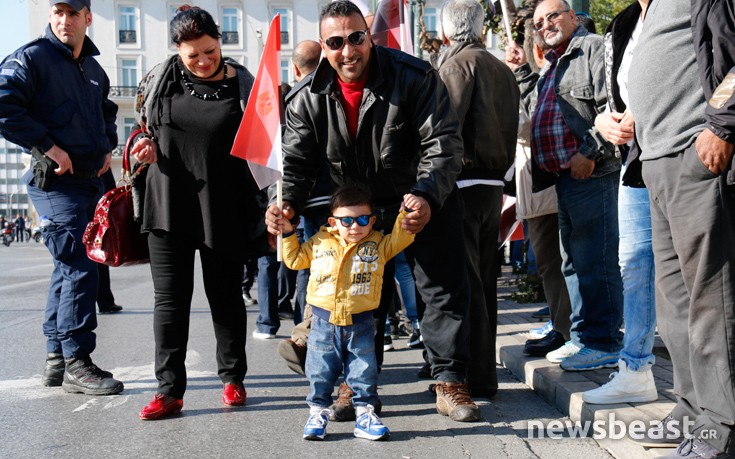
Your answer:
[83,129,150,267]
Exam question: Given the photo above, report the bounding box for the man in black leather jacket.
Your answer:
[266,0,480,422]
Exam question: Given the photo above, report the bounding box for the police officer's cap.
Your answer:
[49,0,91,12]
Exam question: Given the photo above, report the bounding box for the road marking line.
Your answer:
[0,278,49,292]
[0,315,38,330]
[7,263,54,273]
[73,399,99,412]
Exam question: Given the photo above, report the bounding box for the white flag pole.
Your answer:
[277,177,283,262]
[499,0,514,44]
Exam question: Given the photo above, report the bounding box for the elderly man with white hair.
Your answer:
[434,0,520,398]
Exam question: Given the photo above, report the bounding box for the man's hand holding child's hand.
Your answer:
[401,194,431,234]
[281,213,294,235]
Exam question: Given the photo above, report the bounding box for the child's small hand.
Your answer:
[282,216,294,234]
[402,194,421,213]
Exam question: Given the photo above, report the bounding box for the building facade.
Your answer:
[0,137,30,218]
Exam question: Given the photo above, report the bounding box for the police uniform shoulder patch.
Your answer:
[356,241,379,262]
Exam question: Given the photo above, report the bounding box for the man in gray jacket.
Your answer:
[506,0,622,371]
[435,0,519,398]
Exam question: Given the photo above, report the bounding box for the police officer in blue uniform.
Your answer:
[0,0,123,395]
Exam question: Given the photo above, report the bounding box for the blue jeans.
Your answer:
[524,221,538,276]
[557,171,623,353]
[394,251,418,323]
[25,173,104,358]
[618,180,656,371]
[510,223,537,274]
[306,314,378,409]
[256,255,280,334]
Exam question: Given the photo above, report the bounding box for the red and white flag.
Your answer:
[498,195,524,248]
[370,0,413,54]
[230,14,283,190]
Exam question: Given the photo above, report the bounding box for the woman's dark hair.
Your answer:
[170,5,221,45]
[330,186,373,213]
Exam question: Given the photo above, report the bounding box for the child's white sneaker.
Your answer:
[303,408,330,441]
[354,404,390,441]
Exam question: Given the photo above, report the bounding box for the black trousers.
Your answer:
[643,147,735,453]
[148,230,248,399]
[96,169,116,308]
[374,188,471,382]
[96,263,115,308]
[461,185,503,394]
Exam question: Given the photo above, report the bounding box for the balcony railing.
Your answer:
[109,86,137,98]
[281,31,289,45]
[222,31,239,45]
[119,30,137,43]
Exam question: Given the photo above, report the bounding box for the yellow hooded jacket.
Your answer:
[282,211,415,326]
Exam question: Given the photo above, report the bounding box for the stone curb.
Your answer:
[495,293,679,459]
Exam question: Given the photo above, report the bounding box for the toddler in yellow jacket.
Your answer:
[281,186,417,441]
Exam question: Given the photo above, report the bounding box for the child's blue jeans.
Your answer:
[306,311,379,409]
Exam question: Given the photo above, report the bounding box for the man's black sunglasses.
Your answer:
[332,214,372,227]
[323,30,368,51]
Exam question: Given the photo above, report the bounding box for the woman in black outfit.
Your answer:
[131,5,262,420]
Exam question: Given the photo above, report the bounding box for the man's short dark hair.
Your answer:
[319,0,368,34]
[330,186,373,213]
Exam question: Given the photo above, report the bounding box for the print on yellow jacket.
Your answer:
[282,211,415,326]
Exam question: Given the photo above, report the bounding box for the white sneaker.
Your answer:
[582,360,658,404]
[529,320,553,340]
[252,330,276,340]
[546,340,583,363]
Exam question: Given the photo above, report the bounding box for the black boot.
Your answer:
[62,356,124,395]
[98,304,123,314]
[42,353,65,387]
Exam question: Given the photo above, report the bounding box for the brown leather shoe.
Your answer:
[435,381,482,422]
[277,339,306,376]
[329,382,355,421]
[328,382,383,421]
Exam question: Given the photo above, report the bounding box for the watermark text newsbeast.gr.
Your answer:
[527,414,717,441]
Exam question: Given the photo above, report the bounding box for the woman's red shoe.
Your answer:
[222,383,247,406]
[139,393,183,420]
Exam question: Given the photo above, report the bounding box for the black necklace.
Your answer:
[177,61,228,101]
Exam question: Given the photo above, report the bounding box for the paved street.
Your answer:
[0,242,613,458]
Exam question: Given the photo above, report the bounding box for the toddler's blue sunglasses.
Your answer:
[332,214,372,227]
